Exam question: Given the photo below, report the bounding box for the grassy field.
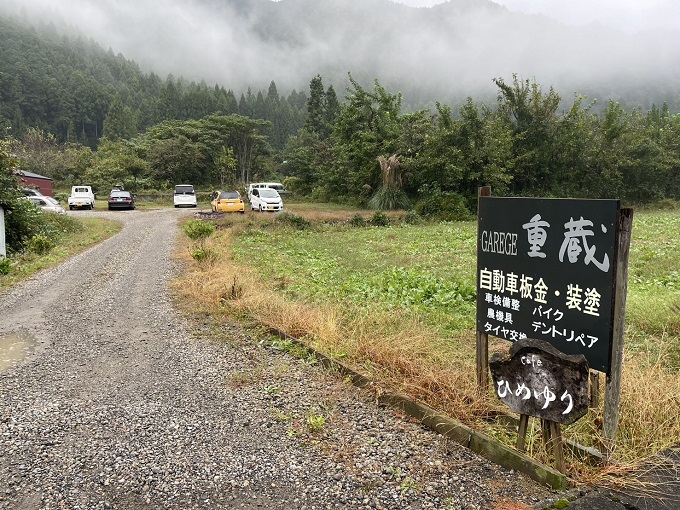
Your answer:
[176,202,680,484]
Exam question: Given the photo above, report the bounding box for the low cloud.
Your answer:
[3,0,679,107]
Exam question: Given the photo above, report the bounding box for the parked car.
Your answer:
[246,182,287,197]
[108,190,136,210]
[27,196,66,215]
[22,188,45,197]
[249,187,283,212]
[68,185,95,210]
[211,190,245,213]
[174,184,197,208]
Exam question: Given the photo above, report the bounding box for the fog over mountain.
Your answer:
[2,0,679,108]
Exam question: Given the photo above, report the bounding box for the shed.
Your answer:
[15,170,53,196]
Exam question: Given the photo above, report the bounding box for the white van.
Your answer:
[174,184,197,208]
[246,182,287,197]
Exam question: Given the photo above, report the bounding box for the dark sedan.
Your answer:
[108,190,136,210]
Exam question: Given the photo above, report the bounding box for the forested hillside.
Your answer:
[0,15,307,149]
[5,0,679,112]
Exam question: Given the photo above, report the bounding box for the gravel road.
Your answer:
[0,208,556,510]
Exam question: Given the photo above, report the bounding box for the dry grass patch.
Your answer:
[174,219,500,427]
[286,202,404,224]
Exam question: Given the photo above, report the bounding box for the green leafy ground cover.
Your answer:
[625,210,680,368]
[234,221,479,333]
[233,208,680,369]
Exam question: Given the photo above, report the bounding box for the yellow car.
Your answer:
[211,190,245,213]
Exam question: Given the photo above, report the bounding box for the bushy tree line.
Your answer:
[283,74,680,214]
[8,114,273,196]
[0,140,78,258]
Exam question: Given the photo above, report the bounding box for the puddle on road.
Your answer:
[0,331,37,373]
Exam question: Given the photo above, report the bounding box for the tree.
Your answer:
[12,128,61,177]
[283,129,333,196]
[305,75,326,137]
[147,135,205,185]
[155,76,182,122]
[324,85,340,131]
[331,75,406,202]
[103,93,136,141]
[493,75,561,195]
[85,138,149,192]
[213,146,238,188]
[368,155,409,210]
[0,139,46,254]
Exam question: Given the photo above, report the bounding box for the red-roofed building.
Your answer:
[15,170,53,196]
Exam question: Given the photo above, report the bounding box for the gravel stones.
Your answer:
[0,208,555,509]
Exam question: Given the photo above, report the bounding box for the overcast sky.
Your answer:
[395,0,680,33]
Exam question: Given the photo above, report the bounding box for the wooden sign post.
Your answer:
[475,191,633,459]
[603,208,633,457]
[476,187,492,395]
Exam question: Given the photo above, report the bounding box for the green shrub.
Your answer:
[0,257,11,275]
[644,198,680,211]
[190,247,217,264]
[41,210,80,238]
[27,234,55,255]
[349,214,367,227]
[368,185,410,211]
[1,195,45,254]
[414,186,471,222]
[54,192,69,203]
[404,210,420,225]
[371,210,390,227]
[182,219,215,244]
[275,211,311,230]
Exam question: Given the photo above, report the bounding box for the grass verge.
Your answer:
[0,215,121,289]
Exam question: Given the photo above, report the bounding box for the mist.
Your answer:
[2,0,679,108]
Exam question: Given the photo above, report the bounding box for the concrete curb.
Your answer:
[268,328,568,491]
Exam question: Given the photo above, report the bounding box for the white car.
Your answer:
[249,187,283,212]
[173,184,197,208]
[27,196,66,215]
[68,186,95,210]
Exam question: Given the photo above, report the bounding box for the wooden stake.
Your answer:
[517,414,529,451]
[604,208,633,458]
[476,330,489,395]
[589,371,600,408]
[549,421,566,474]
[476,186,492,395]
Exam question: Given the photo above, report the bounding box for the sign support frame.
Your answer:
[603,207,633,457]
[475,187,492,395]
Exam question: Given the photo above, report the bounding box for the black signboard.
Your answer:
[477,197,619,373]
